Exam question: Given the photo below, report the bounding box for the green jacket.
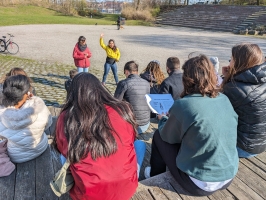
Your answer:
[159,93,239,182]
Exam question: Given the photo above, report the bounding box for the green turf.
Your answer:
[0,5,152,26]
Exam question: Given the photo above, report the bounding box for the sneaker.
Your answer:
[144,167,151,179]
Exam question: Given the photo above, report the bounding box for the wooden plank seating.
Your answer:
[1,106,266,199]
[133,119,266,200]
[0,106,71,200]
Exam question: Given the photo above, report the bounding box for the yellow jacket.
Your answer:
[100,38,120,61]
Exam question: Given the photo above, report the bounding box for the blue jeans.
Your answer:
[77,67,89,73]
[137,122,150,134]
[237,147,257,158]
[134,140,146,178]
[102,62,119,84]
[60,140,146,178]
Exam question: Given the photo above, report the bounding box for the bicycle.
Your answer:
[0,33,19,54]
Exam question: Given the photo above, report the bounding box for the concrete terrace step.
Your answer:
[156,5,266,32]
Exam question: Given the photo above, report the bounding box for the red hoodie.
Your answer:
[73,43,92,68]
[56,106,138,200]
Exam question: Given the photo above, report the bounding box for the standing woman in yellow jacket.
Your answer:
[100,33,120,85]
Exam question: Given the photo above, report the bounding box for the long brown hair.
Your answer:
[181,54,219,98]
[108,39,117,52]
[142,61,165,85]
[55,73,137,163]
[223,43,263,86]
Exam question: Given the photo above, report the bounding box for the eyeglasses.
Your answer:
[151,60,160,65]
[81,40,85,42]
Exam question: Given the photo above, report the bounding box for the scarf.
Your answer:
[78,43,87,52]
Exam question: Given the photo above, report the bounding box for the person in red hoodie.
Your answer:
[73,36,92,73]
[55,73,138,200]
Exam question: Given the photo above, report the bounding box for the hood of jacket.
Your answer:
[0,96,46,130]
[233,63,266,85]
[224,63,266,108]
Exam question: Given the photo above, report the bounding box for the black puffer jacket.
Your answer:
[140,72,160,94]
[159,69,184,100]
[223,63,266,154]
[114,74,150,126]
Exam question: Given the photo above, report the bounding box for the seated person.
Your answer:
[159,57,183,100]
[114,61,150,134]
[55,73,139,200]
[65,69,78,92]
[0,75,52,163]
[222,43,266,158]
[145,55,239,196]
[0,67,36,104]
[140,60,165,94]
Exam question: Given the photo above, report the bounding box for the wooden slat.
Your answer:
[255,151,266,165]
[133,190,154,200]
[14,159,36,200]
[236,162,266,199]
[240,158,266,181]
[208,189,235,200]
[148,187,169,200]
[35,146,58,200]
[227,176,264,200]
[0,168,16,200]
[167,174,210,200]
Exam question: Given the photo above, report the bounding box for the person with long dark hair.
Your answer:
[222,43,265,158]
[100,33,120,85]
[0,75,52,163]
[54,73,145,200]
[73,36,92,73]
[145,55,239,196]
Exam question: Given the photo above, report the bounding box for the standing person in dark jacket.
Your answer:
[73,36,92,73]
[159,57,184,100]
[114,61,150,134]
[222,43,265,158]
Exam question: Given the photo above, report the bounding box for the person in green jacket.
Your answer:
[100,33,121,85]
[145,54,239,196]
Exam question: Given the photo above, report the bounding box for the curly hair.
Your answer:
[142,61,165,85]
[181,54,219,98]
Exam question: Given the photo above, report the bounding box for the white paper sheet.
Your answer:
[145,94,174,114]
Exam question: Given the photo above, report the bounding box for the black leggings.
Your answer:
[150,130,232,196]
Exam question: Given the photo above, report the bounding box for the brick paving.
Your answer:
[0,55,123,106]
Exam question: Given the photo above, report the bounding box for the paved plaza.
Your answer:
[0,25,265,105]
[0,25,265,71]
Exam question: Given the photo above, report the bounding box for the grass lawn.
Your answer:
[0,5,152,26]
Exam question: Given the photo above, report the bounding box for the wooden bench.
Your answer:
[133,119,266,200]
[0,106,71,200]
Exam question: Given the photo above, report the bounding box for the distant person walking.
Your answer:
[100,33,120,85]
[73,36,92,73]
[117,17,121,30]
